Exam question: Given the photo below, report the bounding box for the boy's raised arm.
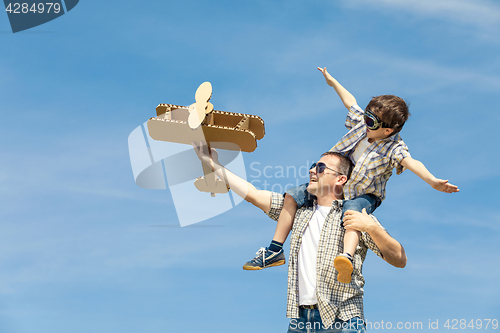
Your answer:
[401,157,459,193]
[318,67,357,110]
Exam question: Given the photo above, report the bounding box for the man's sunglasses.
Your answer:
[310,162,343,175]
[364,109,390,130]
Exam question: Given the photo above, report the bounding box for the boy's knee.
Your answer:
[342,200,360,213]
[284,193,298,208]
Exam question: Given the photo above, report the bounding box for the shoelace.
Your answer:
[255,247,267,266]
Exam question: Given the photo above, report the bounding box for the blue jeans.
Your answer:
[285,183,315,208]
[287,307,366,333]
[342,194,380,227]
[342,194,381,216]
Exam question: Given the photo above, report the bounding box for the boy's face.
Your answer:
[366,127,394,142]
[364,109,394,141]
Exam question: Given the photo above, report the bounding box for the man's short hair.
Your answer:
[320,151,353,179]
[366,95,410,135]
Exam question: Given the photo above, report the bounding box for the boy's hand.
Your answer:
[317,67,336,87]
[401,157,460,194]
[343,208,377,233]
[431,178,459,193]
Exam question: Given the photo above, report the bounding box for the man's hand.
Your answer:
[192,142,272,213]
[431,178,459,193]
[343,208,377,233]
[191,141,220,169]
[317,67,336,87]
[344,208,407,268]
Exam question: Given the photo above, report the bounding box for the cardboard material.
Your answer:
[147,82,265,195]
[188,82,213,129]
[148,107,264,152]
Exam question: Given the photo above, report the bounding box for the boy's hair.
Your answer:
[321,152,354,179]
[366,95,410,135]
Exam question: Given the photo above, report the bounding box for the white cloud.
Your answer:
[341,0,500,29]
[353,51,500,94]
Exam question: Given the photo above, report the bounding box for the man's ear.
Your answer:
[338,175,348,186]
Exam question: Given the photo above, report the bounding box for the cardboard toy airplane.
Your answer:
[147,82,265,196]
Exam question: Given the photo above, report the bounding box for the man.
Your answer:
[192,142,407,332]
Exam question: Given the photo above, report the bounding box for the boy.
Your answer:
[243,67,459,284]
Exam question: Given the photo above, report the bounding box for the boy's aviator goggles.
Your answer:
[309,162,343,175]
[364,109,389,130]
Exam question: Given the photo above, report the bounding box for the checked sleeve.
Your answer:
[266,192,284,222]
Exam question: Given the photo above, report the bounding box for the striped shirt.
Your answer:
[330,104,411,202]
[266,192,385,328]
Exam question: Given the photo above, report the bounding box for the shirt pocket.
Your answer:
[362,151,391,176]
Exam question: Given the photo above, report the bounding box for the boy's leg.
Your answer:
[335,229,359,284]
[243,184,310,270]
[271,193,297,244]
[334,194,381,283]
[340,229,361,263]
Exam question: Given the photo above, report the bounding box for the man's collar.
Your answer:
[331,199,343,210]
[311,198,343,209]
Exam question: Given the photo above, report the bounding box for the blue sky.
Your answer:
[1,0,499,332]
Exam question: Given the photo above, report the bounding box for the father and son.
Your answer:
[192,67,458,332]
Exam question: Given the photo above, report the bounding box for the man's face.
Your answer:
[306,155,344,198]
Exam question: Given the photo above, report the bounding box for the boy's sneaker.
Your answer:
[334,253,354,284]
[243,247,285,270]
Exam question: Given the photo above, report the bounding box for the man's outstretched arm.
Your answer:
[343,209,407,268]
[192,141,272,213]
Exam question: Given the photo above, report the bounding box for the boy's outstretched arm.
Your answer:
[191,141,273,213]
[317,67,357,110]
[401,157,459,193]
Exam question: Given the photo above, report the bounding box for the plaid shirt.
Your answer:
[330,104,411,201]
[266,192,385,328]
